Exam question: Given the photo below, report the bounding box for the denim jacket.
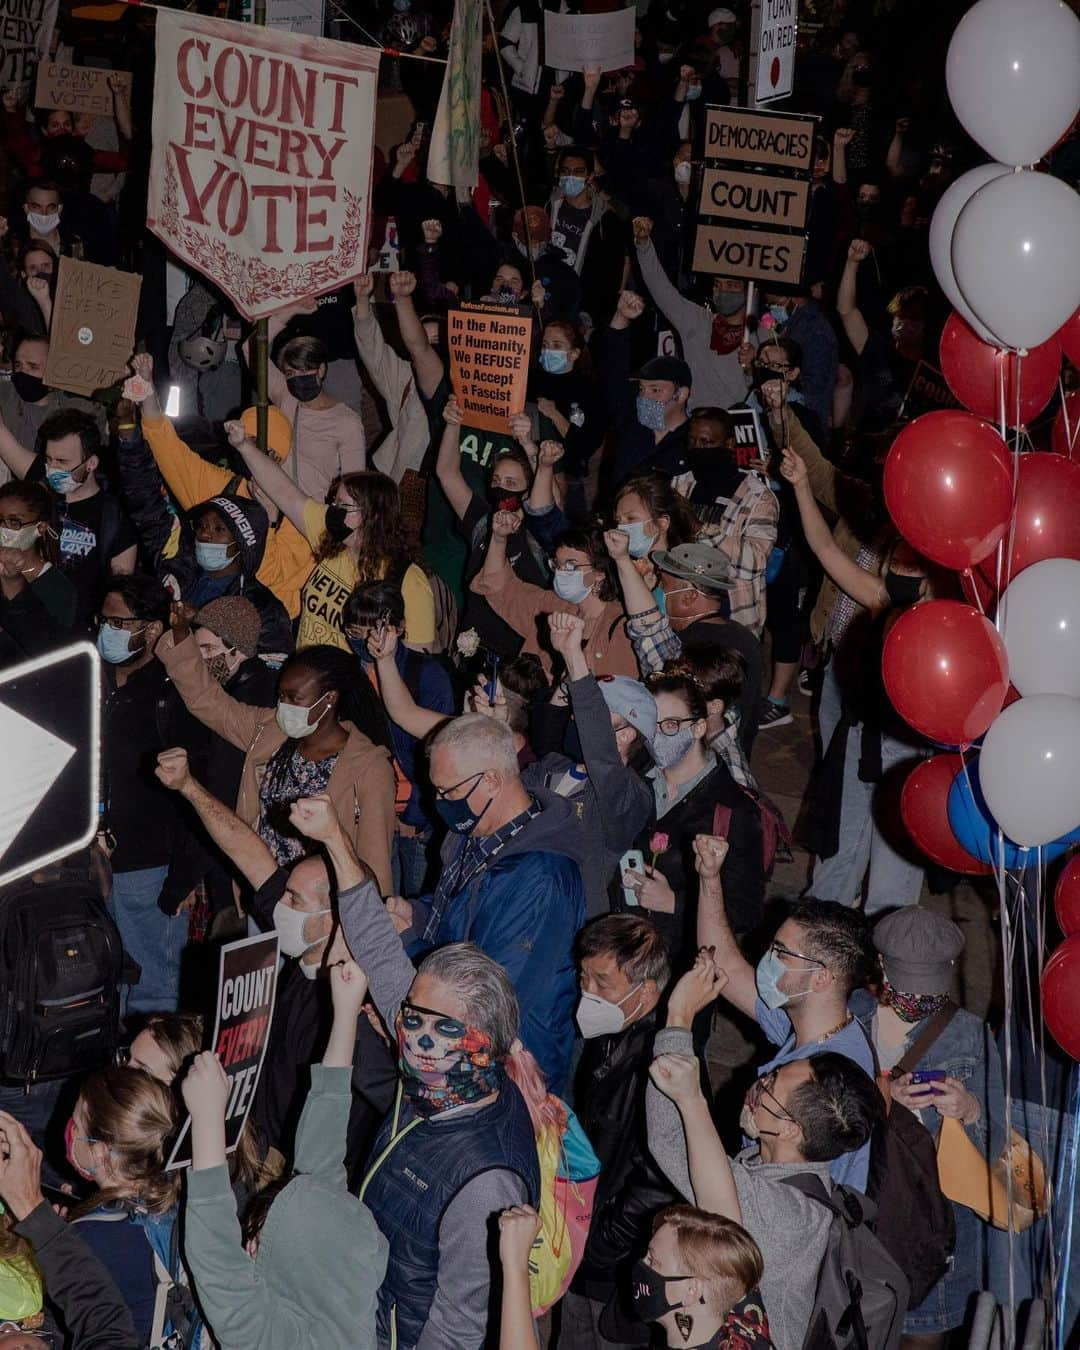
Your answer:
[852,989,1008,1164]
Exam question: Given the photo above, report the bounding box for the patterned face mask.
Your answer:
[882,978,950,1024]
[396,1003,504,1116]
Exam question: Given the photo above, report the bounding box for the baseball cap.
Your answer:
[653,542,732,592]
[636,355,692,389]
[596,675,657,740]
[708,7,737,23]
[873,908,964,995]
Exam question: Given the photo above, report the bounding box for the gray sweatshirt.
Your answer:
[645,1026,833,1350]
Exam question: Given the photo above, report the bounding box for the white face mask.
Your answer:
[25,207,60,234]
[576,983,643,1038]
[273,899,331,959]
[673,160,692,185]
[0,522,39,550]
[275,692,330,740]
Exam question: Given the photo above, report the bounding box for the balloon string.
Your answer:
[998,840,1016,1347]
[1056,1065,1080,1349]
[1035,856,1057,1321]
[1060,376,1079,460]
[960,568,985,615]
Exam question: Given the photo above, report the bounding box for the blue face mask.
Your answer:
[435,774,493,835]
[685,83,702,100]
[755,948,816,1010]
[636,394,669,433]
[539,347,570,375]
[559,175,587,198]
[346,634,374,666]
[195,540,234,573]
[553,568,593,605]
[97,623,143,665]
[46,467,80,496]
[619,520,654,559]
[768,304,789,325]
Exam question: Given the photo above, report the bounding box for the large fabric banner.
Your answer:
[427,0,482,189]
[148,11,379,320]
[0,0,59,90]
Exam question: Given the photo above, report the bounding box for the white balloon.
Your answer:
[952,171,1080,351]
[946,0,1080,166]
[929,164,1011,344]
[980,695,1080,846]
[1000,559,1080,697]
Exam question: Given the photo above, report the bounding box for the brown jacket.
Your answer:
[157,633,395,893]
[470,567,639,678]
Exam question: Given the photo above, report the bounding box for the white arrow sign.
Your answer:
[0,700,76,861]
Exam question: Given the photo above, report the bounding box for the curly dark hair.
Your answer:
[315,470,415,576]
[0,478,61,566]
[553,525,618,604]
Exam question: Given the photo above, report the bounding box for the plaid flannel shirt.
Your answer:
[693,474,779,638]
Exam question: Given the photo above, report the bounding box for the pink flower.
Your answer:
[649,832,670,854]
[759,312,777,330]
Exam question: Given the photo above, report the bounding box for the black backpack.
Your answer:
[0,873,124,1082]
[866,1005,958,1306]
[782,1175,909,1350]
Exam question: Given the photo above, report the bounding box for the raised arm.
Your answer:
[649,1047,741,1220]
[780,448,882,609]
[633,221,699,332]
[0,405,35,480]
[477,508,517,588]
[223,419,309,533]
[390,270,444,400]
[155,748,278,892]
[832,127,852,186]
[434,396,473,521]
[498,1208,543,1350]
[369,627,448,740]
[692,835,758,1017]
[837,239,871,355]
[129,352,163,420]
[604,527,659,619]
[886,118,908,179]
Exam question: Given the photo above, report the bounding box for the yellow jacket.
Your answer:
[141,415,314,619]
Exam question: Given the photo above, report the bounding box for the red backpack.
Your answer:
[713,785,793,879]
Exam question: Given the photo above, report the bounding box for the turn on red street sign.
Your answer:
[0,643,99,889]
[751,0,797,106]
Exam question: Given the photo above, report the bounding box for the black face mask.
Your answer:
[486,484,525,515]
[324,505,353,543]
[884,569,924,608]
[630,1259,702,1324]
[286,373,322,403]
[11,371,46,404]
[688,445,742,503]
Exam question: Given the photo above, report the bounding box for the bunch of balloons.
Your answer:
[1041,861,1080,1060]
[887,0,1080,890]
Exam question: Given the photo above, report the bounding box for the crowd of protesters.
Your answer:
[0,0,1071,1345]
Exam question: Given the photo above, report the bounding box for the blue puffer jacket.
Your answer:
[362,1082,540,1350]
[408,789,587,1093]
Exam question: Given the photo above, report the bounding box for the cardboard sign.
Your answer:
[900,362,961,421]
[0,0,58,90]
[703,106,814,173]
[447,301,532,434]
[34,62,131,117]
[44,257,140,397]
[692,223,806,285]
[167,933,278,1171]
[543,8,635,73]
[147,10,380,321]
[699,165,809,231]
[750,0,797,105]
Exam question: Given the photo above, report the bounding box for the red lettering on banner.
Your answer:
[308,134,346,180]
[247,53,280,118]
[281,64,317,126]
[217,170,248,236]
[177,38,211,99]
[251,183,291,251]
[297,184,333,252]
[181,102,215,151]
[214,46,249,108]
[320,70,358,133]
[171,143,229,225]
[278,127,312,178]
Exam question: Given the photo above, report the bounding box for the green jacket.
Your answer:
[183,1065,388,1349]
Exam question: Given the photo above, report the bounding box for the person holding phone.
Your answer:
[853,907,1006,1346]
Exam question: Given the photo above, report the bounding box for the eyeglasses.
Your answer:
[433,769,485,801]
[96,614,146,631]
[758,362,791,373]
[656,714,699,736]
[547,559,592,574]
[769,939,826,968]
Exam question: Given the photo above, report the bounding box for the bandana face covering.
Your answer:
[396,1005,504,1116]
[882,978,950,1024]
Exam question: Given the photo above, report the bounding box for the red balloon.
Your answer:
[1059,306,1080,369]
[882,600,1009,744]
[900,754,992,875]
[883,411,1013,570]
[939,314,1061,426]
[977,452,1080,587]
[1055,856,1080,936]
[1041,936,1080,1060]
[1051,390,1080,458]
